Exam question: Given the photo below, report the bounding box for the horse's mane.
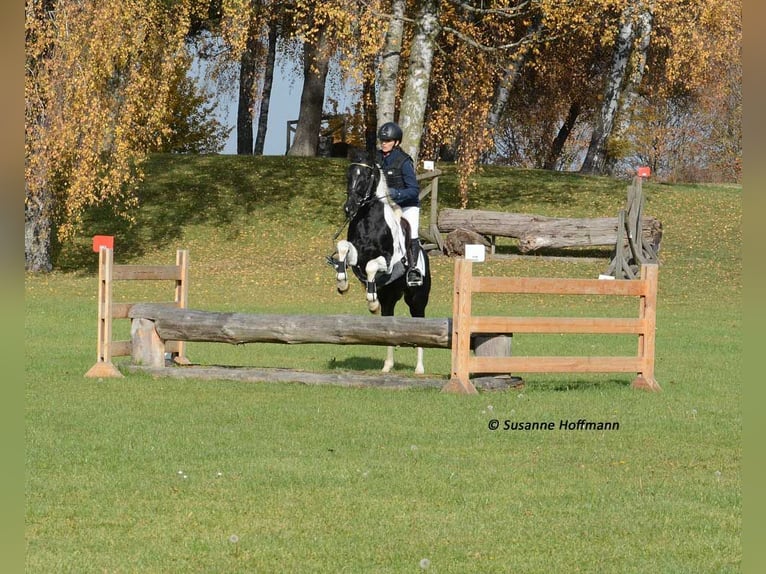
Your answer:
[348,146,376,167]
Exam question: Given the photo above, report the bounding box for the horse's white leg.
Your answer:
[365,256,386,313]
[382,345,395,373]
[335,240,357,293]
[414,347,425,375]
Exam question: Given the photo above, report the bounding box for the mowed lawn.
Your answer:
[25,156,741,573]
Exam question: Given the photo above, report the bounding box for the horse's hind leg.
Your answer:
[414,347,424,374]
[382,346,395,373]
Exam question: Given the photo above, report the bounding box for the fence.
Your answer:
[444,258,660,394]
[84,247,189,378]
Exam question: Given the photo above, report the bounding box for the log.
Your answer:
[443,227,490,257]
[124,364,523,391]
[128,303,452,349]
[437,208,662,253]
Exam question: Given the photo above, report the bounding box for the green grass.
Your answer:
[26,155,741,572]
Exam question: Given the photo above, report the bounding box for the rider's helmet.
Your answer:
[378,122,403,142]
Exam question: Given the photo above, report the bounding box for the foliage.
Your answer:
[26,155,741,572]
[418,0,741,191]
[150,52,232,154]
[24,0,226,271]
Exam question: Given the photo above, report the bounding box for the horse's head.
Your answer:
[344,153,379,219]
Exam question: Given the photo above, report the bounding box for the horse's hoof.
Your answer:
[368,301,380,314]
[336,281,349,293]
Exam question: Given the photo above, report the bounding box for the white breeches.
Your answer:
[401,206,420,239]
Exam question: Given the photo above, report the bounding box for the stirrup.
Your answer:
[406,268,423,287]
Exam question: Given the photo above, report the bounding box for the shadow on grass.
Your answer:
[326,356,389,371]
[537,377,633,392]
[56,155,349,271]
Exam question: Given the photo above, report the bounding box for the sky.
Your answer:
[218,62,303,155]
[205,53,358,156]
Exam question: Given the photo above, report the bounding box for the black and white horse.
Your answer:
[329,153,431,374]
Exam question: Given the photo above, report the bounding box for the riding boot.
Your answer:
[406,237,423,287]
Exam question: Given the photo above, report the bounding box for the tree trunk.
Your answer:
[129,304,452,348]
[254,21,278,156]
[236,23,259,155]
[24,181,54,273]
[544,101,581,170]
[604,4,654,175]
[362,54,378,157]
[377,0,406,127]
[486,19,541,130]
[287,27,330,157]
[399,0,440,166]
[580,4,637,175]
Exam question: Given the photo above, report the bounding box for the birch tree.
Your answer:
[399,0,440,165]
[25,0,219,272]
[580,1,653,174]
[376,0,406,128]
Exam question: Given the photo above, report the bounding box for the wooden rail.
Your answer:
[443,258,660,394]
[84,248,189,378]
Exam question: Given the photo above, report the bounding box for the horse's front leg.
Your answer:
[364,256,387,314]
[335,240,358,294]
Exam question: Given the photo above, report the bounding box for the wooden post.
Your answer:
[443,258,478,394]
[473,334,512,372]
[169,249,190,365]
[631,264,661,391]
[85,247,123,378]
[416,169,444,252]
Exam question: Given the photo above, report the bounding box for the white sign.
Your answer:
[464,244,486,262]
[422,160,435,171]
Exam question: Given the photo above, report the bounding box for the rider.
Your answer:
[376,121,423,287]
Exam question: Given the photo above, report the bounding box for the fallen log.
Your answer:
[443,227,491,257]
[128,303,452,349]
[437,208,662,253]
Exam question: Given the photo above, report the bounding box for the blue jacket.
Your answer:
[377,147,420,208]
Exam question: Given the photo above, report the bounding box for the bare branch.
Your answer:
[445,0,532,19]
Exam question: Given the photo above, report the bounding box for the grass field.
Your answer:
[25,155,741,572]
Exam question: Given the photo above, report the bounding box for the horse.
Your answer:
[329,152,432,374]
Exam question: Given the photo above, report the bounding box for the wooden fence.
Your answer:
[443,258,660,394]
[84,247,189,378]
[89,248,660,395]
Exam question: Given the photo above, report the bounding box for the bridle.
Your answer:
[345,161,379,221]
[327,161,380,262]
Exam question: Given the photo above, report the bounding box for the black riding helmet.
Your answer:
[378,122,403,142]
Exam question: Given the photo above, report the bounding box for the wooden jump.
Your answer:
[84,247,189,378]
[88,248,660,395]
[443,258,660,394]
[438,208,662,254]
[436,177,662,267]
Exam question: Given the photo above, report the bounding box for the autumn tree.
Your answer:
[25,0,227,272]
[617,0,741,181]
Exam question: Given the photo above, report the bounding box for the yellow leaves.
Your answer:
[26,0,209,241]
